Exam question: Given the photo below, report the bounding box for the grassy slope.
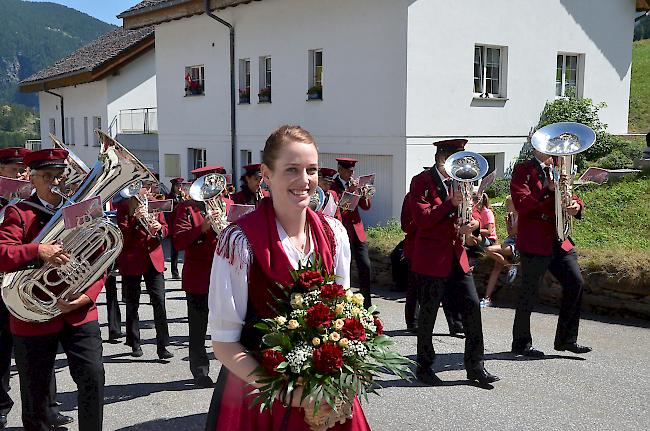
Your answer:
[629,39,650,132]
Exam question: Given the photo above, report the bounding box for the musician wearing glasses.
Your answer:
[408,139,499,386]
[509,146,590,358]
[0,149,102,431]
[231,164,269,206]
[172,166,233,388]
[0,148,30,211]
[330,157,373,309]
[116,182,173,360]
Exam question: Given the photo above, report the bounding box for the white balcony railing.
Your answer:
[117,107,158,135]
[25,140,42,150]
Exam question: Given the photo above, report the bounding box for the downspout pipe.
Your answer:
[204,0,237,182]
[45,89,64,145]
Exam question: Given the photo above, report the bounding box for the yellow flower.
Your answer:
[329,332,341,342]
[351,293,364,306]
[287,320,299,330]
[333,319,344,330]
[338,338,349,348]
[351,307,361,317]
[345,289,354,299]
[275,316,287,325]
[290,293,304,308]
[312,337,321,347]
[322,336,328,344]
[335,303,345,315]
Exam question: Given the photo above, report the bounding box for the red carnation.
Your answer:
[260,349,285,375]
[374,317,384,336]
[296,270,325,290]
[312,344,343,374]
[305,303,334,328]
[342,318,366,341]
[320,283,346,301]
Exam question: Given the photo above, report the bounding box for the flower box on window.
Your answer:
[307,85,323,100]
[258,86,272,103]
[239,88,250,104]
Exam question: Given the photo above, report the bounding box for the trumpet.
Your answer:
[120,181,161,238]
[189,173,228,234]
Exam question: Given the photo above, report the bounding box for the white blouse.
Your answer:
[208,217,351,342]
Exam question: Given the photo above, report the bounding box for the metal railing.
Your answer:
[25,140,42,150]
[117,108,158,134]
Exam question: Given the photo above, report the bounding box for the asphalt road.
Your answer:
[4,265,649,431]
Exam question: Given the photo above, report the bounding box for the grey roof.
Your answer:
[20,26,154,85]
[119,0,186,18]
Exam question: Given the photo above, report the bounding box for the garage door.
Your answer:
[320,153,393,228]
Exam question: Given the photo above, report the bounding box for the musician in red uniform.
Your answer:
[173,167,233,388]
[167,177,187,279]
[117,183,173,359]
[0,149,102,431]
[231,164,269,206]
[330,158,373,308]
[408,140,498,386]
[317,167,342,221]
[510,147,590,357]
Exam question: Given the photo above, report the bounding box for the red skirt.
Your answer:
[206,368,372,431]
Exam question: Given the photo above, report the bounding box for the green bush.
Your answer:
[486,177,511,198]
[595,150,633,170]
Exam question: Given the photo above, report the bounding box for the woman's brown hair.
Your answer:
[262,125,317,170]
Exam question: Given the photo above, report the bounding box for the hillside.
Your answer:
[0,0,115,108]
[629,39,650,133]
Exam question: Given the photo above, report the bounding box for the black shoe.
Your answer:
[171,272,181,280]
[555,342,592,354]
[131,346,143,357]
[108,331,125,343]
[467,367,500,385]
[158,348,174,360]
[416,366,443,386]
[512,346,545,358]
[194,375,214,388]
[406,324,418,334]
[50,412,74,428]
[449,323,465,337]
[0,413,7,429]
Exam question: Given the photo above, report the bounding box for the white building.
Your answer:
[120,0,649,226]
[19,27,160,172]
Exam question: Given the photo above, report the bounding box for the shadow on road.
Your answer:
[115,413,207,430]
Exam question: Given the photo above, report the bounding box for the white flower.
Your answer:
[286,343,314,373]
[275,316,287,325]
[290,293,304,309]
[344,340,367,358]
[287,320,299,330]
[329,332,341,342]
[351,293,364,306]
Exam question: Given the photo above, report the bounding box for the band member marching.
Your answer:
[173,167,233,388]
[510,145,591,357]
[317,167,342,221]
[408,139,499,386]
[0,149,102,431]
[330,158,373,308]
[117,182,173,359]
[231,164,269,206]
[167,177,188,280]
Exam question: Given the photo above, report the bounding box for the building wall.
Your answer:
[154,0,408,223]
[38,80,108,166]
[405,0,636,192]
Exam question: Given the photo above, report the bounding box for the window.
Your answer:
[69,117,75,145]
[474,45,507,98]
[83,117,89,146]
[188,148,207,173]
[48,118,56,135]
[164,154,181,178]
[92,116,102,146]
[238,59,251,104]
[240,150,252,166]
[185,65,205,96]
[258,56,272,103]
[308,49,323,100]
[556,53,582,98]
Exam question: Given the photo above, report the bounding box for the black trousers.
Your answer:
[512,245,584,351]
[351,238,372,308]
[187,293,209,378]
[415,261,485,372]
[104,274,122,338]
[123,267,170,351]
[170,245,179,276]
[13,321,104,431]
[0,301,13,416]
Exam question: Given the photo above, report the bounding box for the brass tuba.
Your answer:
[1,130,156,322]
[444,150,489,226]
[531,122,595,241]
[119,180,161,239]
[189,173,228,234]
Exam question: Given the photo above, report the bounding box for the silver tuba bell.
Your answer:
[119,180,161,238]
[531,122,595,241]
[1,130,156,322]
[444,150,489,227]
[189,173,228,234]
[309,186,326,212]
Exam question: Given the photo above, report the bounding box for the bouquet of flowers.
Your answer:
[252,257,412,429]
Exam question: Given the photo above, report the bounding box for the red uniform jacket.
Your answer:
[116,198,169,276]
[330,176,372,243]
[0,195,105,336]
[408,169,470,278]
[510,159,584,256]
[172,198,232,295]
[231,188,269,206]
[400,192,416,260]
